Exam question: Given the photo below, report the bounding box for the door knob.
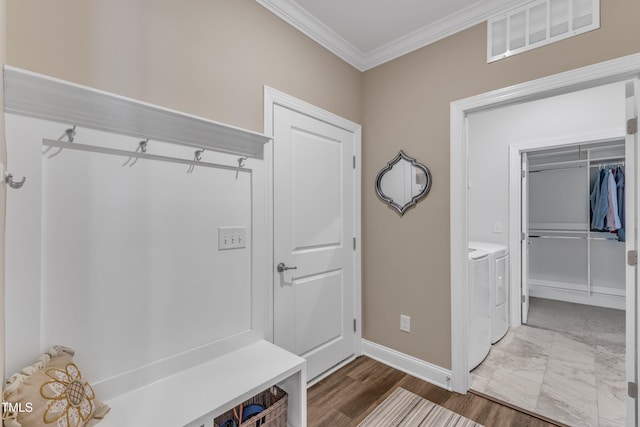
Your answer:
[277,262,297,273]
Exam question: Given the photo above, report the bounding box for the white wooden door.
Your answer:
[272,103,357,381]
[521,152,530,324]
[625,78,638,427]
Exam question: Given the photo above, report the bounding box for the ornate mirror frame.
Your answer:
[375,150,432,216]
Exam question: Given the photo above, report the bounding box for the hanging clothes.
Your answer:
[589,169,600,226]
[590,168,609,230]
[606,169,621,231]
[616,166,625,242]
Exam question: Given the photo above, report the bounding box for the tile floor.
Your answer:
[470,297,626,427]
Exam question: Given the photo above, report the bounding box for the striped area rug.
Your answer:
[358,387,484,427]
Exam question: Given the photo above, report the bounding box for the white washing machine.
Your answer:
[469,241,509,344]
[468,248,491,370]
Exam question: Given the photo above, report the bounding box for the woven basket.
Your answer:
[214,385,288,427]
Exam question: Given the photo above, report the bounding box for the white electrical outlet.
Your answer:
[218,226,247,250]
[493,221,503,233]
[400,314,410,333]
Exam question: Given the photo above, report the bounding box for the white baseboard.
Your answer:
[361,339,452,391]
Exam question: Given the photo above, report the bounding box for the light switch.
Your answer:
[493,221,503,233]
[218,226,247,250]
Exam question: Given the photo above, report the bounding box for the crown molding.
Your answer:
[257,0,528,71]
[362,0,524,70]
[256,0,367,70]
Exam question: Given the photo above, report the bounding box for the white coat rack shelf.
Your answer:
[3,66,270,159]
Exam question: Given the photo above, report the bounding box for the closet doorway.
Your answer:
[524,142,627,318]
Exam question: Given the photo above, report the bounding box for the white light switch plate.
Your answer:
[218,226,247,250]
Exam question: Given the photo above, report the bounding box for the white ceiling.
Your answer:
[256,0,527,71]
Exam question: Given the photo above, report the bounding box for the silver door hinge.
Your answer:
[353,237,356,250]
[521,232,526,240]
[521,294,526,303]
[353,155,356,169]
[353,318,357,333]
[628,118,638,135]
[629,382,638,399]
[521,170,526,178]
[628,250,638,266]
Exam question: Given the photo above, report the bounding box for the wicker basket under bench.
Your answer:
[214,385,288,427]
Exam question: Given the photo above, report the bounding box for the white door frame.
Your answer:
[450,52,640,394]
[263,86,362,359]
[520,151,529,325]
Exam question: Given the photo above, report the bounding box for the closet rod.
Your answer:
[529,165,586,173]
[529,229,587,234]
[42,139,250,173]
[529,159,588,173]
[530,235,619,241]
[530,235,584,240]
[589,162,625,168]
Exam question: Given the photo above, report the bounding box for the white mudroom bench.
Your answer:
[100,340,306,427]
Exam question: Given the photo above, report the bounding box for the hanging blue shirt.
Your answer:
[616,166,625,242]
[590,169,609,230]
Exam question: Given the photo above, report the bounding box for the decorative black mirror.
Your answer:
[375,150,432,216]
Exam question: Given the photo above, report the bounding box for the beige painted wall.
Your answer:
[362,0,640,368]
[5,0,640,374]
[6,0,362,131]
[4,0,361,377]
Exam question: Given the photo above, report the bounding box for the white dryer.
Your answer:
[469,241,509,344]
[468,248,491,370]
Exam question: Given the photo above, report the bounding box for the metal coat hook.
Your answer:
[187,149,205,174]
[44,125,77,157]
[123,139,150,167]
[235,156,249,180]
[5,173,26,189]
[65,126,76,143]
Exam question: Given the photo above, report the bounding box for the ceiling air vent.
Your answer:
[487,0,599,63]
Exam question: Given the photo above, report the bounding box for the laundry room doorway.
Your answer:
[469,136,632,426]
[450,54,640,427]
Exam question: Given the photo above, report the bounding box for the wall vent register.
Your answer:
[487,0,600,63]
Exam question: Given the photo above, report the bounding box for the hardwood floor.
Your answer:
[307,356,561,426]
